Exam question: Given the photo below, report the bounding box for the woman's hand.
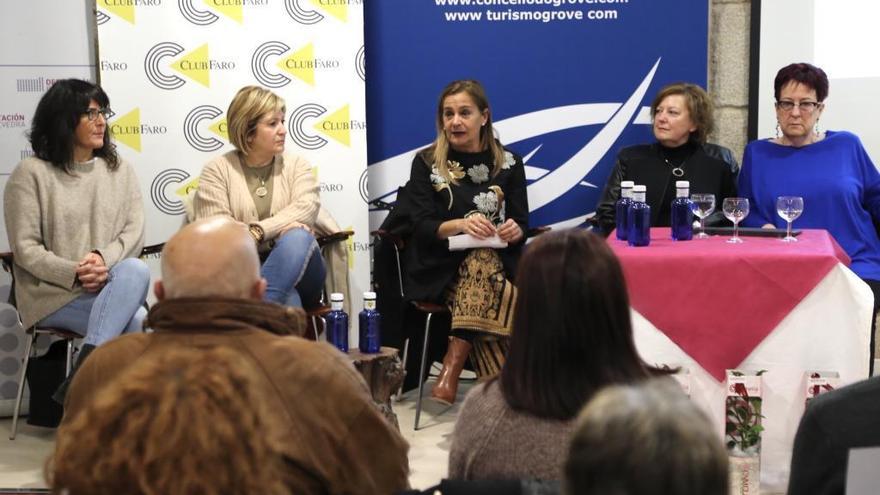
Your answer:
[76,252,109,292]
[496,218,523,244]
[761,223,775,229]
[461,214,496,240]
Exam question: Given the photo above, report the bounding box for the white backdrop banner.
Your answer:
[95,0,369,319]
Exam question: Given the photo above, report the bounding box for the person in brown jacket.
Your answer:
[60,216,410,494]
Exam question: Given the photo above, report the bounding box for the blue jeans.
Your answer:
[262,228,327,308]
[38,258,151,346]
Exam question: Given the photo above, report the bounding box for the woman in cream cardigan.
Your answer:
[193,86,326,309]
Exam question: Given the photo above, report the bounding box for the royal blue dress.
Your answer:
[739,130,880,282]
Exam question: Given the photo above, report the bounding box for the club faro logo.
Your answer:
[96,0,162,25]
[288,103,365,150]
[183,105,228,152]
[251,41,339,88]
[178,0,269,25]
[109,108,168,152]
[150,168,193,216]
[145,42,235,90]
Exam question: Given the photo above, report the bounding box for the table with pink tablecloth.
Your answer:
[609,228,872,492]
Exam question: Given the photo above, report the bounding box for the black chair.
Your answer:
[373,224,550,430]
[2,244,162,440]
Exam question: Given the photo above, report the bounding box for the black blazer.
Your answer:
[593,142,739,236]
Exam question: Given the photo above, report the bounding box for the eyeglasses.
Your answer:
[775,100,821,114]
[82,107,112,121]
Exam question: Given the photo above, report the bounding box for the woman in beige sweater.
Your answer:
[4,79,149,402]
[193,86,325,308]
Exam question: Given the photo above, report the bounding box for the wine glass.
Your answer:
[776,196,804,242]
[690,193,715,239]
[722,197,750,244]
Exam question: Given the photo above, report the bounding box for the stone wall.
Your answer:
[709,0,751,162]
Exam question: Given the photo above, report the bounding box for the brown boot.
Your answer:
[431,336,472,405]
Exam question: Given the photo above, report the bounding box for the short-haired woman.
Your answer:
[564,379,728,495]
[739,62,880,371]
[3,79,149,402]
[194,86,325,308]
[447,228,661,481]
[594,82,738,235]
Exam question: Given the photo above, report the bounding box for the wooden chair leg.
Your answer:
[414,313,433,431]
[10,332,36,440]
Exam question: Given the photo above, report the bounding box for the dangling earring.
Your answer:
[775,121,780,139]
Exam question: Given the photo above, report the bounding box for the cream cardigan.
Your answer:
[193,150,351,308]
[193,150,320,239]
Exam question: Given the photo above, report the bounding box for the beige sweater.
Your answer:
[448,380,577,481]
[193,150,351,308]
[3,157,145,328]
[193,151,320,240]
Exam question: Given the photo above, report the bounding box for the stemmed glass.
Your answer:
[722,197,750,244]
[776,196,804,242]
[690,193,716,239]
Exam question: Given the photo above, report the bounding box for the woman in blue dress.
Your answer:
[739,62,880,371]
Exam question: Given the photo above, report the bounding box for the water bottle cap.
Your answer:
[675,180,690,188]
[632,185,646,192]
[363,291,376,300]
[621,181,635,188]
[330,293,344,302]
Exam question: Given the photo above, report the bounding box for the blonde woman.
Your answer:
[404,80,529,404]
[194,86,325,308]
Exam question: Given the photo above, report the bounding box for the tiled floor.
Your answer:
[0,375,472,491]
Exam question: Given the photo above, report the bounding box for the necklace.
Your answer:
[241,153,273,197]
[663,158,686,177]
[253,166,272,198]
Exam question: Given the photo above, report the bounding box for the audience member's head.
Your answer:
[564,379,729,495]
[47,346,291,495]
[500,228,655,420]
[156,216,266,300]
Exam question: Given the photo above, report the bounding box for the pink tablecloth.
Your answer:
[608,228,849,381]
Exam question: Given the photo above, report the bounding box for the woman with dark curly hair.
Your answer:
[3,79,149,402]
[47,347,293,495]
[594,82,738,235]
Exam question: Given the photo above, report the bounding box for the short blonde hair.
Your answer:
[227,85,286,154]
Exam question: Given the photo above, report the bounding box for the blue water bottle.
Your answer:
[615,180,635,240]
[325,292,349,353]
[359,291,381,354]
[628,185,651,247]
[670,180,694,241]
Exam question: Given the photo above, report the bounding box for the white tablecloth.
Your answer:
[633,263,873,492]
